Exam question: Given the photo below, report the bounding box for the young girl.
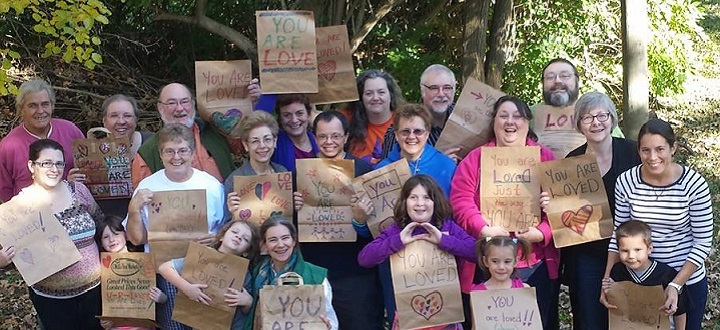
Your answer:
[95,215,167,330]
[357,174,477,329]
[472,236,531,290]
[158,219,261,330]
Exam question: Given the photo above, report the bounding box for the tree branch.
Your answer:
[349,0,404,52]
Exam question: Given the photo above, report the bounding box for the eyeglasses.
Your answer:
[543,72,575,81]
[161,148,192,157]
[580,112,611,124]
[421,84,454,94]
[158,98,193,108]
[247,136,275,148]
[398,128,427,138]
[316,133,345,142]
[33,161,66,169]
[106,113,136,121]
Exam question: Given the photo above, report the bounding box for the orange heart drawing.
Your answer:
[318,61,337,81]
[411,291,444,320]
[102,255,112,268]
[561,204,593,235]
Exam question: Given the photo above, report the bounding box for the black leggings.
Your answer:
[28,285,102,330]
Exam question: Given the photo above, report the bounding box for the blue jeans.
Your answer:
[564,251,608,329]
[685,277,708,330]
[521,261,560,330]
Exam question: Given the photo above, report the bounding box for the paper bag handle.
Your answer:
[277,272,304,286]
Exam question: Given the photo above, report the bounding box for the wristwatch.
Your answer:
[668,282,682,293]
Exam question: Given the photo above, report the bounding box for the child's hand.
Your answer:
[196,233,217,247]
[662,286,679,316]
[227,192,242,216]
[182,283,211,305]
[148,286,167,303]
[293,191,304,211]
[350,192,374,223]
[419,223,442,244]
[601,277,614,293]
[599,277,617,309]
[480,225,509,237]
[400,222,427,245]
[0,246,15,267]
[539,191,550,212]
[224,287,253,307]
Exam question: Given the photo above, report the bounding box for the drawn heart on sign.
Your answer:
[561,204,593,235]
[411,291,444,320]
[19,248,34,265]
[255,182,272,200]
[318,61,337,81]
[102,255,112,268]
[462,109,477,125]
[48,235,59,251]
[116,143,128,156]
[99,142,111,154]
[76,144,89,158]
[150,202,162,213]
[238,209,252,220]
[211,109,243,136]
[269,210,283,217]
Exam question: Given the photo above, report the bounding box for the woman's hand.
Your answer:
[128,189,153,213]
[662,286,679,316]
[66,168,86,183]
[400,222,426,245]
[181,283,211,305]
[539,191,550,213]
[248,78,262,105]
[224,287,253,307]
[293,191,304,212]
[516,227,544,243]
[319,314,331,329]
[0,246,15,267]
[442,147,462,163]
[227,191,242,216]
[148,286,167,303]
[599,277,617,309]
[480,225,510,238]
[350,192,373,224]
[419,223,442,245]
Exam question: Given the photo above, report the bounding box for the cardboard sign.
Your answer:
[72,137,132,199]
[480,146,541,231]
[256,10,318,93]
[233,172,294,226]
[606,282,670,330]
[99,252,157,327]
[0,200,82,286]
[538,154,612,247]
[470,287,542,330]
[533,105,586,159]
[435,77,506,158]
[296,159,356,242]
[259,283,326,329]
[390,240,464,329]
[147,190,208,267]
[172,242,250,330]
[194,60,254,138]
[307,25,358,104]
[351,159,412,237]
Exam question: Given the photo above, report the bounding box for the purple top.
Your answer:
[293,144,316,160]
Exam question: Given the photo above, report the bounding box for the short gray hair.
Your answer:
[101,94,139,118]
[573,91,618,132]
[16,79,55,112]
[420,64,456,86]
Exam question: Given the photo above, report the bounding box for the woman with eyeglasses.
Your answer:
[3,139,104,329]
[542,92,640,330]
[125,124,225,330]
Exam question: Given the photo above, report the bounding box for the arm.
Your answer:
[126,188,152,246]
[158,259,211,304]
[0,147,15,203]
[672,174,714,286]
[74,182,104,223]
[357,225,404,267]
[131,155,151,190]
[437,222,478,262]
[449,148,488,238]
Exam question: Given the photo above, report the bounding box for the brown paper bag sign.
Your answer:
[469,287,542,330]
[351,159,412,238]
[296,159,356,242]
[0,199,82,286]
[147,190,208,268]
[606,282,670,330]
[307,25,359,104]
[233,172,294,226]
[194,60,254,138]
[72,136,132,199]
[99,252,157,327]
[172,242,250,330]
[390,240,464,329]
[257,10,318,93]
[480,146,541,231]
[435,77,506,158]
[538,154,612,248]
[533,104,586,159]
[259,272,327,330]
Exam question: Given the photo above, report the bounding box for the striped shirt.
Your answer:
[609,165,714,285]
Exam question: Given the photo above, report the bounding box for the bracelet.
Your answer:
[668,282,682,293]
[352,219,367,227]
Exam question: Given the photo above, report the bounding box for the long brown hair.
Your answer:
[214,219,261,266]
[393,175,451,229]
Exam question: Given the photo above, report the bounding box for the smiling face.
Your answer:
[218,222,253,256]
[493,101,529,147]
[278,102,309,138]
[243,126,276,165]
[101,226,127,253]
[21,90,53,136]
[103,100,137,139]
[264,224,296,269]
[618,235,652,272]
[27,148,65,189]
[315,117,348,159]
[362,77,391,116]
[578,107,613,144]
[405,184,434,224]
[395,116,429,161]
[160,139,194,182]
[420,71,455,115]
[158,83,196,128]
[542,62,579,107]
[482,245,517,283]
[639,133,676,180]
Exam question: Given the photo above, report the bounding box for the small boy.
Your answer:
[603,220,689,329]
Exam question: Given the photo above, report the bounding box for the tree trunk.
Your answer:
[461,0,490,83]
[621,0,650,137]
[485,0,513,89]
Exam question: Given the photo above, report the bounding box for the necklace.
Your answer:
[651,186,666,201]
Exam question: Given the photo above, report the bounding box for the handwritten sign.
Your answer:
[194,60,253,138]
[147,190,208,268]
[435,77,506,158]
[606,282,670,330]
[257,10,318,93]
[72,137,132,199]
[233,172,294,226]
[533,105,586,158]
[351,159,412,237]
[480,146,541,231]
[390,240,464,329]
[259,278,326,329]
[172,242,250,330]
[99,252,157,327]
[0,199,81,286]
[538,154,612,247]
[296,159,355,242]
[470,287,542,330]
[307,25,358,104]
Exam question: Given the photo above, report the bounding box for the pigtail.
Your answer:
[514,237,532,263]
[475,237,493,278]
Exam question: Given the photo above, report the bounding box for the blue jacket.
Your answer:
[376,143,456,195]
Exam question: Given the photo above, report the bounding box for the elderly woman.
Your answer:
[125,124,226,330]
[246,215,339,329]
[343,70,405,165]
[601,119,713,330]
[3,139,103,329]
[270,93,319,172]
[450,95,559,330]
[547,92,640,329]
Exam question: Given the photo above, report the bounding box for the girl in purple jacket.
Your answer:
[357,174,476,329]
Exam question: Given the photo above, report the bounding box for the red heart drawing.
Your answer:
[318,61,337,81]
[411,291,444,320]
[561,204,593,235]
[102,255,112,268]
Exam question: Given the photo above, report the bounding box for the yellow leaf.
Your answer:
[91,53,102,64]
[91,36,100,45]
[84,60,96,70]
[95,15,109,25]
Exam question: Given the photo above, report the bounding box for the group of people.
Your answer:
[0,58,713,330]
